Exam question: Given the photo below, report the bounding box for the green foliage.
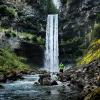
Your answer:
[78,39,100,65]
[46,0,58,14]
[37,36,44,44]
[0,49,29,74]
[60,36,84,46]
[37,0,58,14]
[96,13,100,23]
[0,5,17,17]
[0,27,45,44]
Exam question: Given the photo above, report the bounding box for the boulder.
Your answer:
[6,71,23,81]
[0,84,4,89]
[45,90,51,94]
[51,80,58,85]
[42,78,51,86]
[0,74,6,83]
[38,74,51,85]
[57,72,65,82]
[38,74,58,86]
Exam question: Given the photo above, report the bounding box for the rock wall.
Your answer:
[60,0,100,36]
[59,0,100,63]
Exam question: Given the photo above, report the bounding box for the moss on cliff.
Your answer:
[0,27,45,44]
[78,39,100,65]
[0,49,29,74]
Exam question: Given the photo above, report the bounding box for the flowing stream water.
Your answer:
[0,75,79,100]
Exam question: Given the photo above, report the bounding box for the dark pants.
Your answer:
[59,69,63,73]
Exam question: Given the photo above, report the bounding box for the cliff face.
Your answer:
[59,0,100,63]
[60,0,100,36]
[0,0,46,33]
[1,0,99,36]
[0,0,100,65]
[0,0,45,66]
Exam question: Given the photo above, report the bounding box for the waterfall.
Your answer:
[44,14,59,73]
[53,0,61,9]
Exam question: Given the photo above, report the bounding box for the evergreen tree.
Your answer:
[46,0,58,14]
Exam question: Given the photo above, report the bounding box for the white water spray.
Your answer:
[53,0,61,9]
[44,14,59,73]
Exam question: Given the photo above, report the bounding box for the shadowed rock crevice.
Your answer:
[14,41,44,66]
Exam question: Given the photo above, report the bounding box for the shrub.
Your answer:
[37,36,44,44]
[0,5,17,17]
[0,49,29,73]
[47,0,58,14]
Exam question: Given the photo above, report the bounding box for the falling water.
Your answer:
[44,14,59,73]
[53,0,61,9]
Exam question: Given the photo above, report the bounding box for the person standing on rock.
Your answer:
[59,63,64,73]
[57,63,65,82]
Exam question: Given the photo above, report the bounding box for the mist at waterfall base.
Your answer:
[44,14,59,73]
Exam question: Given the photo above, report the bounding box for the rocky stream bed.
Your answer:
[0,59,100,100]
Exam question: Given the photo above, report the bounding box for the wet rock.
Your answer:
[38,74,59,86]
[38,74,51,85]
[34,82,40,86]
[17,72,24,79]
[45,90,51,94]
[65,75,71,81]
[20,71,29,74]
[0,74,6,83]
[42,78,51,85]
[51,80,58,85]
[0,85,4,89]
[6,71,23,81]
[57,72,65,82]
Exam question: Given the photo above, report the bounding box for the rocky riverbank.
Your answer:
[37,59,100,100]
[63,59,100,100]
[0,58,100,100]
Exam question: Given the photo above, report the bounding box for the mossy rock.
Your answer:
[84,88,100,100]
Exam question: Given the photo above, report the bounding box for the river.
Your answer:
[0,74,79,100]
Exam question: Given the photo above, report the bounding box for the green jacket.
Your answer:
[59,63,64,69]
